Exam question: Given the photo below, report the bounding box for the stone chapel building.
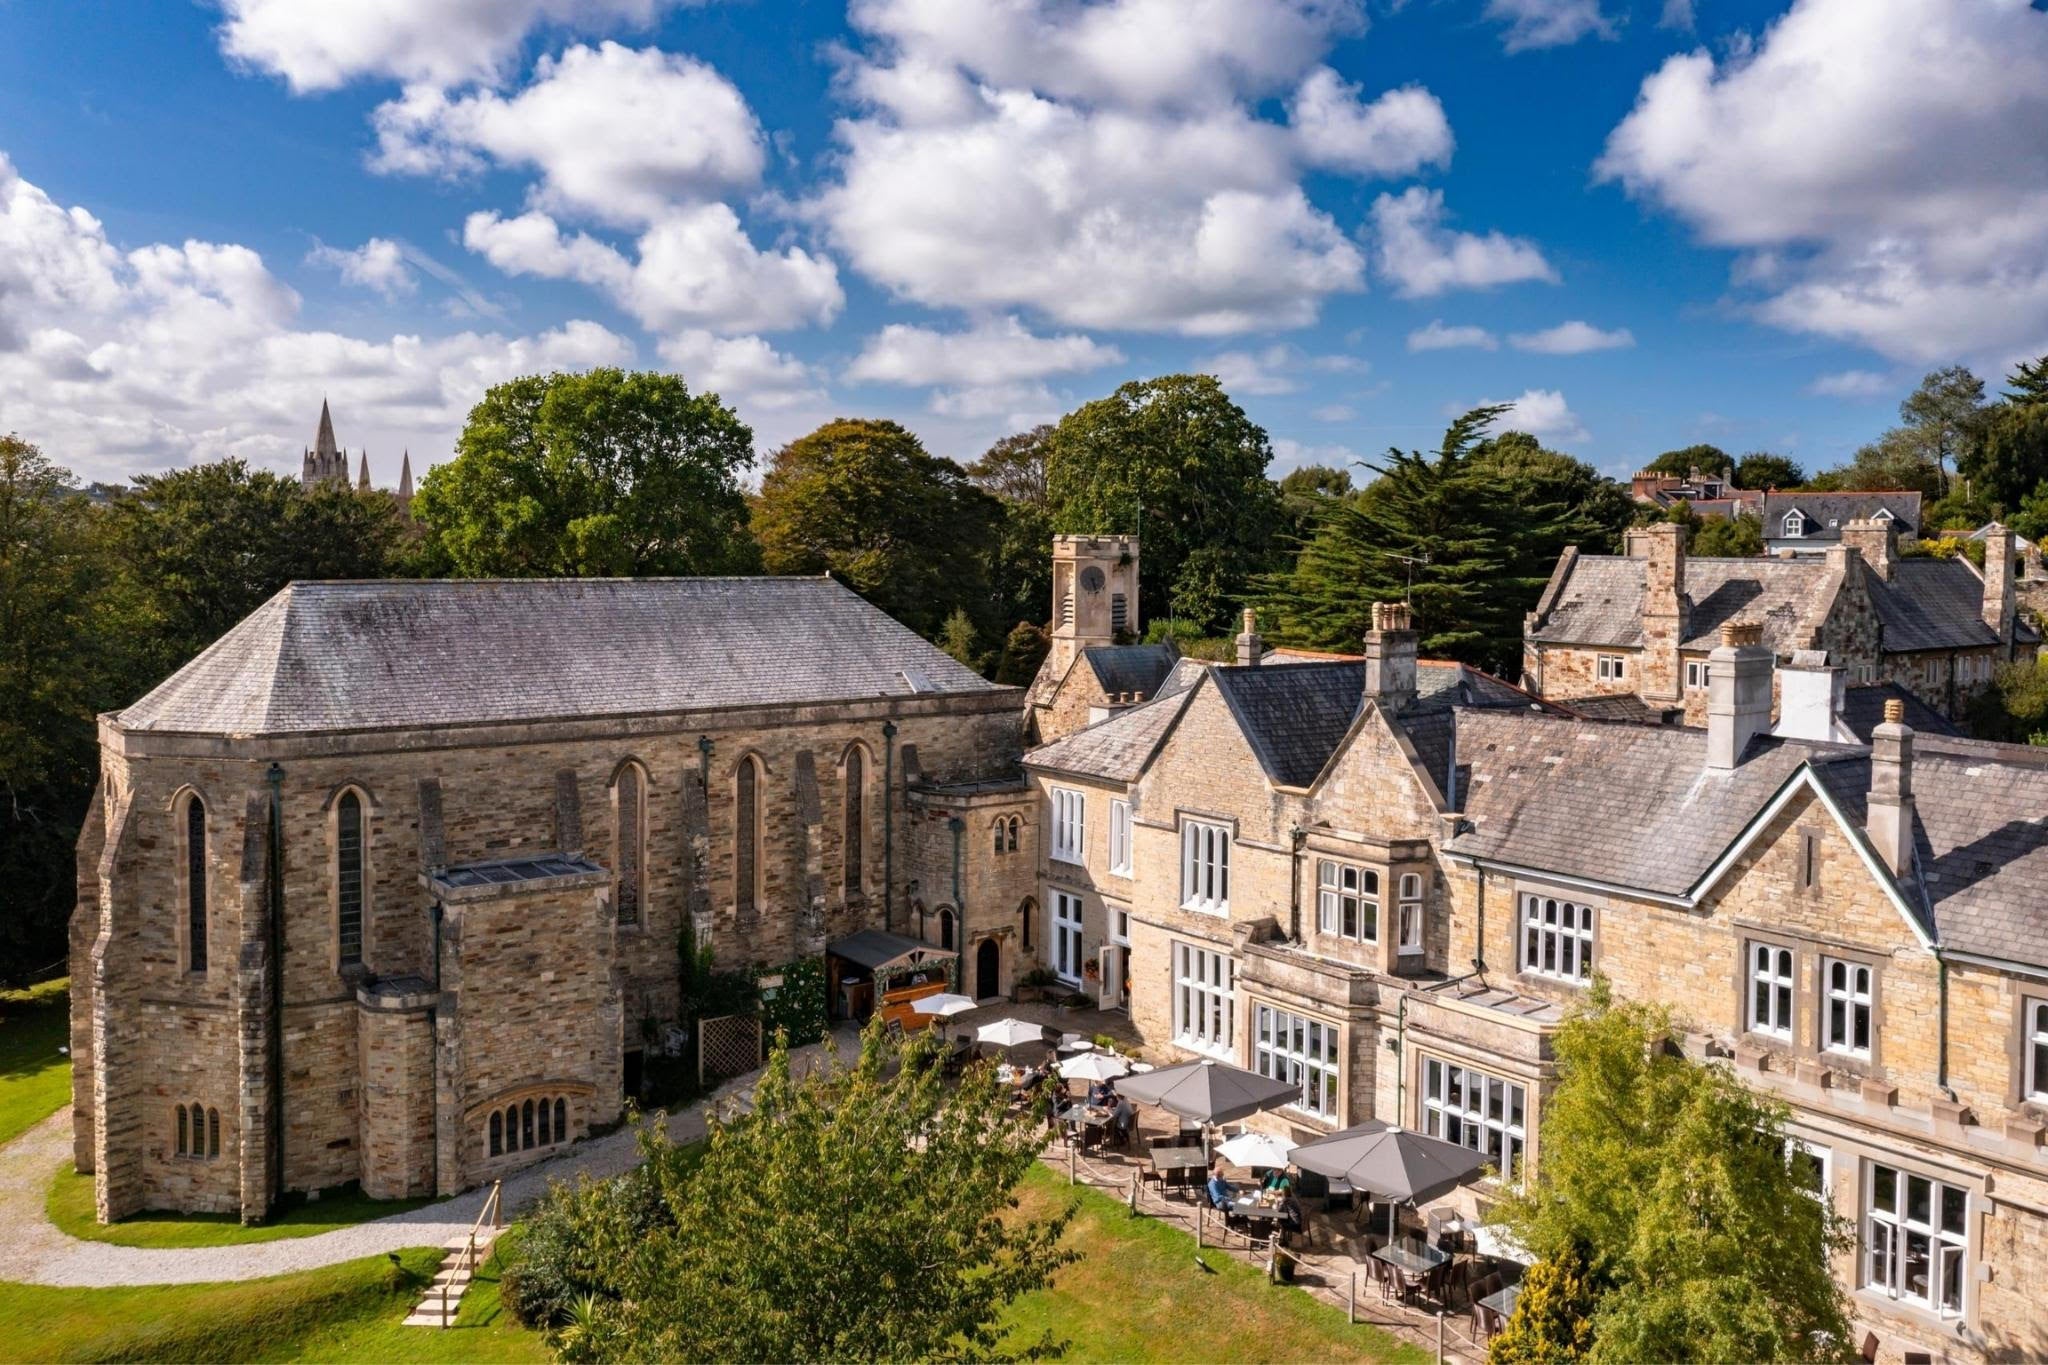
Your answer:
[70,576,1030,1223]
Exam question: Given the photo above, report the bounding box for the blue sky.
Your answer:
[3,0,2045,487]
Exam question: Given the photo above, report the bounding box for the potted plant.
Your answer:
[1016,966,1057,1004]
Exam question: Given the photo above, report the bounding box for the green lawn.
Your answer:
[46,1166,437,1248]
[0,1243,547,1363]
[998,1165,1429,1364]
[0,980,74,1147]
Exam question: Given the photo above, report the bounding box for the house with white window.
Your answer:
[1022,529,2048,1360]
[1761,490,1921,556]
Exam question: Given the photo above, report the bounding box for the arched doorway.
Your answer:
[975,938,1000,1000]
[938,908,955,951]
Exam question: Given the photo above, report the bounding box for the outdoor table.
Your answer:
[1058,1103,1113,1128]
[1477,1282,1521,1319]
[1148,1144,1208,1172]
[1373,1239,1450,1276]
[1230,1194,1287,1223]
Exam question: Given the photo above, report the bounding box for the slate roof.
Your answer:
[1210,661,1372,788]
[1022,681,1199,785]
[1869,557,2037,652]
[118,578,1003,736]
[1551,693,1681,725]
[1083,643,1179,699]
[1760,491,1921,541]
[1446,709,1843,898]
[1897,738,2048,964]
[1528,554,1833,654]
[1839,684,1958,742]
[1527,551,2031,656]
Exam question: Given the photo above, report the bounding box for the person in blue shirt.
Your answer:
[1206,1163,1236,1211]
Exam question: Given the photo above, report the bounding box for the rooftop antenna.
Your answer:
[1389,551,1430,606]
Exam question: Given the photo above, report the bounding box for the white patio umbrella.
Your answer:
[1215,1130,1294,1170]
[1057,1051,1131,1082]
[976,1017,1056,1049]
[910,993,977,1017]
[1473,1222,1535,1264]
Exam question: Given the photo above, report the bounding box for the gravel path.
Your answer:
[0,1030,853,1288]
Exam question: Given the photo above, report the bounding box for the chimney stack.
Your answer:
[1640,522,1687,704]
[1867,698,1916,876]
[1773,649,1852,743]
[1983,523,2017,651]
[1364,601,1418,712]
[1235,607,1264,667]
[1706,621,1772,770]
[1839,517,1896,583]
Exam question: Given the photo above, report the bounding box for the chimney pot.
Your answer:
[1868,703,1916,875]
[1883,697,1904,725]
[1706,620,1772,770]
[1364,599,1418,710]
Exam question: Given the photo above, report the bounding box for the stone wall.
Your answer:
[356,987,435,1200]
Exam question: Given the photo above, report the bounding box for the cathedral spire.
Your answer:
[315,398,338,459]
[358,451,371,490]
[398,450,413,501]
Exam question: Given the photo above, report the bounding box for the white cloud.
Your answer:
[1407,319,1499,351]
[1483,388,1588,444]
[1311,403,1355,422]
[928,382,1060,424]
[1288,67,1453,178]
[1271,436,1361,473]
[370,43,764,229]
[216,0,685,92]
[1597,0,2048,365]
[1508,319,1634,354]
[464,206,843,335]
[1485,0,1617,52]
[1659,0,1695,30]
[1371,187,1557,298]
[656,329,823,410]
[306,237,416,298]
[1200,343,1367,396]
[1808,369,1892,399]
[810,0,1442,335]
[0,151,637,483]
[846,316,1122,387]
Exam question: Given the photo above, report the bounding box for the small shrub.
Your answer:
[1488,1246,1600,1365]
[503,1164,671,1329]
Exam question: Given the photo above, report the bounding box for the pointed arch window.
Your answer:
[843,747,865,895]
[185,795,208,973]
[736,757,761,913]
[615,763,645,926]
[336,791,364,967]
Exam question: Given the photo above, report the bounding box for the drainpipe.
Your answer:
[949,815,965,990]
[1392,990,1410,1131]
[1935,946,1956,1100]
[1474,865,1487,972]
[882,721,898,933]
[264,761,286,1214]
[1288,826,1305,942]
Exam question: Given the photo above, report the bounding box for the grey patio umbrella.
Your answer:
[1114,1057,1298,1125]
[1287,1120,1490,1240]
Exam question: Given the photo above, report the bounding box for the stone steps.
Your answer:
[402,1228,502,1328]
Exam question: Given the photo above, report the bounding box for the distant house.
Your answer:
[1760,490,1919,556]
[1628,466,1763,521]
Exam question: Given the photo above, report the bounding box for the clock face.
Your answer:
[1080,567,1106,592]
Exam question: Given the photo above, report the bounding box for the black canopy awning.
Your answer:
[828,929,956,973]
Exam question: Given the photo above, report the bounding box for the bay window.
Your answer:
[1253,1005,1339,1118]
[1422,1056,1525,1184]
[1316,860,1378,942]
[1398,872,1424,956]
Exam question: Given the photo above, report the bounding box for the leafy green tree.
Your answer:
[104,459,406,684]
[2009,483,2048,546]
[1278,463,1354,543]
[413,368,760,578]
[565,1024,1076,1362]
[0,438,126,977]
[1642,444,1732,478]
[1898,364,1989,493]
[1046,374,1282,633]
[1488,1244,1600,1365]
[1491,987,1853,1364]
[1662,498,1703,534]
[1263,413,1621,675]
[1690,514,1763,557]
[1734,452,1803,490]
[970,427,1055,638]
[1965,657,2048,745]
[1808,429,1944,498]
[993,621,1050,686]
[1965,399,2048,512]
[938,606,983,673]
[754,419,1004,641]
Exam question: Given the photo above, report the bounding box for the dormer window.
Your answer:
[1704,482,1723,499]
[1872,507,1894,522]
[1782,511,1807,539]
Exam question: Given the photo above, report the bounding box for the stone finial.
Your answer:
[1883,697,1905,726]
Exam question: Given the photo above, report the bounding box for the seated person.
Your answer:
[1112,1096,1136,1144]
[1087,1078,1116,1107]
[1262,1166,1294,1195]
[1277,1191,1305,1241]
[1206,1164,1237,1211]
